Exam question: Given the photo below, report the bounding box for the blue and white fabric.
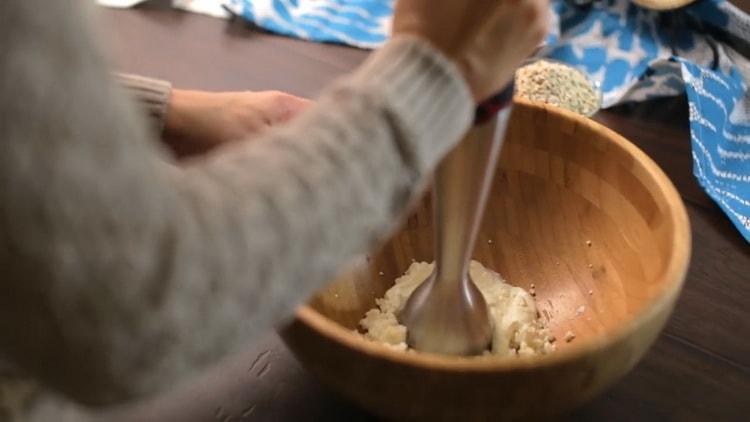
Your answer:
[224,0,392,48]
[224,0,750,242]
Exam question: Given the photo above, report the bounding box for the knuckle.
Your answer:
[534,27,547,45]
[524,1,549,38]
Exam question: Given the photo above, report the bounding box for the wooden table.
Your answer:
[97,2,750,420]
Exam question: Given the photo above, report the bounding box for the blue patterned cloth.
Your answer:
[226,0,750,242]
[225,0,393,48]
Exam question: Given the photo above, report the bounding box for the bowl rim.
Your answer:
[291,98,692,372]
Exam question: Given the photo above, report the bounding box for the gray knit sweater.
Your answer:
[0,0,472,417]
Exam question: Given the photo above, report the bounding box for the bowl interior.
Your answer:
[307,100,686,355]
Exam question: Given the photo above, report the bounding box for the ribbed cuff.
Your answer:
[116,73,172,133]
[347,36,474,173]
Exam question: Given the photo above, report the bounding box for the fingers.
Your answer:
[527,0,552,47]
[487,0,550,51]
[258,91,313,124]
[390,0,553,102]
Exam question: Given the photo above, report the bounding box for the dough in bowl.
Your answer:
[359,261,556,356]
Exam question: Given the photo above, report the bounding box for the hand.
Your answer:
[392,0,550,102]
[163,89,312,158]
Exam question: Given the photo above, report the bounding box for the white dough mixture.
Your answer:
[359,261,556,356]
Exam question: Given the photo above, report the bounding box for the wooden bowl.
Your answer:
[281,99,691,420]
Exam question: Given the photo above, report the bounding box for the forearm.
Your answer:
[0,0,472,406]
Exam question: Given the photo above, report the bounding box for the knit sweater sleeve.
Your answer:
[0,0,472,406]
[115,73,172,133]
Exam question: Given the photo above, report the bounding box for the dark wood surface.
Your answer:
[95,2,749,421]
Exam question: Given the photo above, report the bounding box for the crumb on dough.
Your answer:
[564,330,576,342]
[576,305,585,316]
